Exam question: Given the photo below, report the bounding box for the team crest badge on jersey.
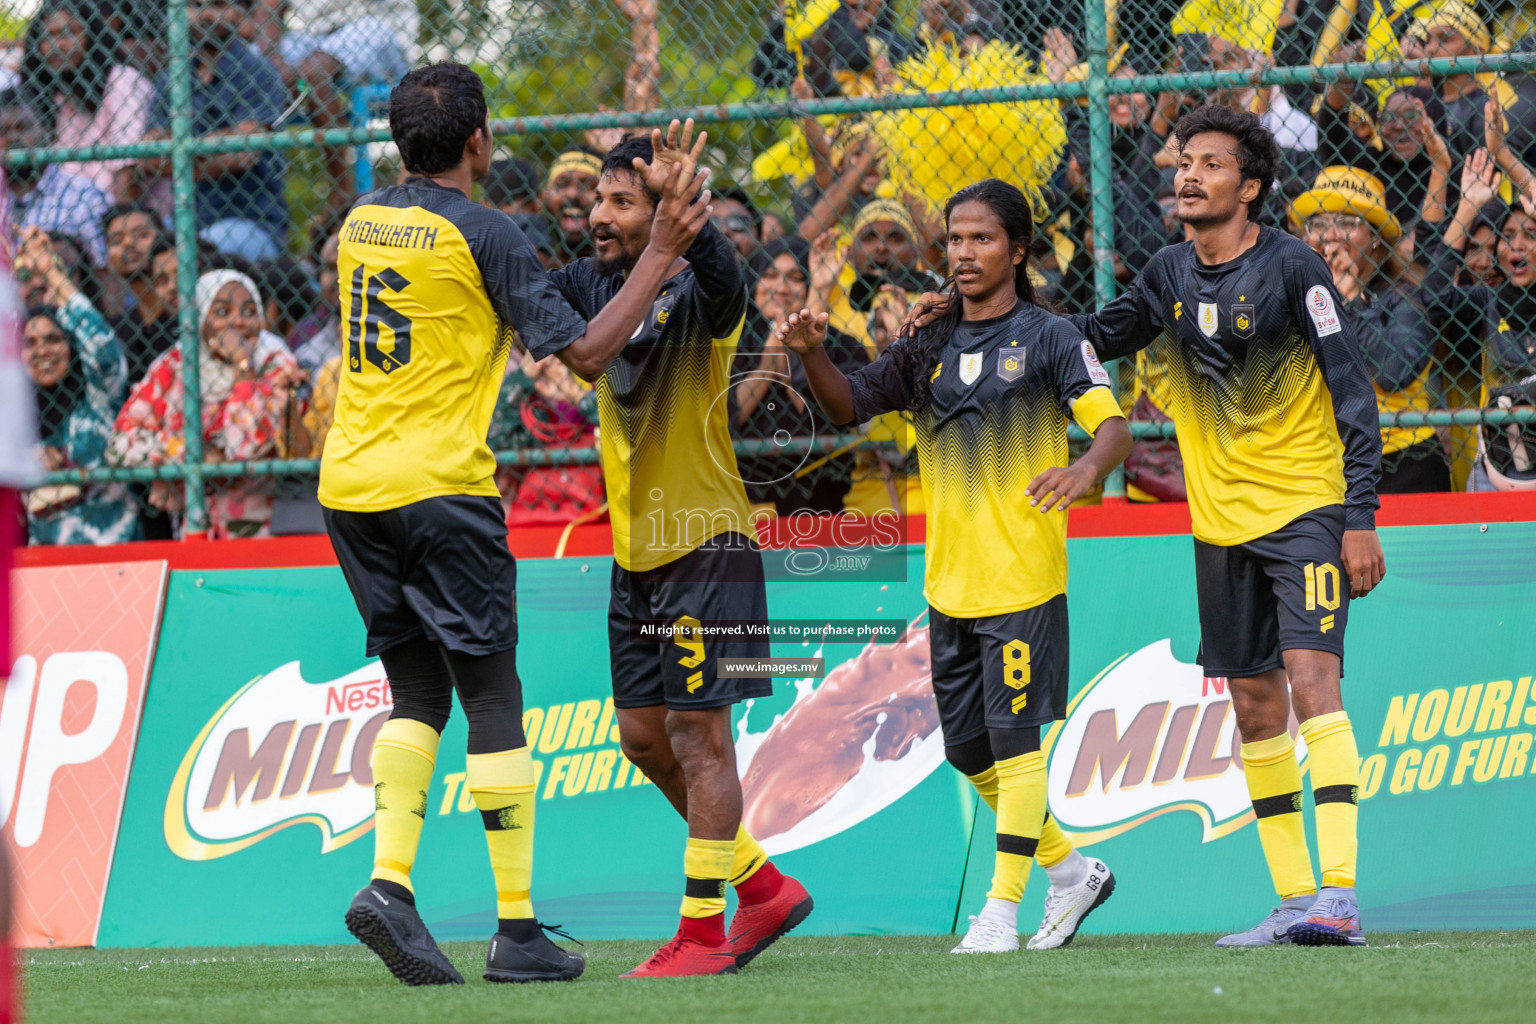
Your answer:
[959,351,983,385]
[1231,303,1255,339]
[1197,302,1218,338]
[630,292,676,340]
[997,344,1026,382]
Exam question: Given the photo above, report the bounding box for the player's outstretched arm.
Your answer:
[1025,415,1132,512]
[1063,271,1161,361]
[776,308,857,425]
[558,156,714,380]
[633,118,744,319]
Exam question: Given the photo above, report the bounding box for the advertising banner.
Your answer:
[2,562,167,947]
[95,521,1536,947]
[99,559,970,947]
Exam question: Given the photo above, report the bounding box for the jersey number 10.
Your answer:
[347,265,414,374]
[1303,561,1341,612]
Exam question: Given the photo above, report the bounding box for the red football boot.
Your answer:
[622,918,738,978]
[727,866,815,968]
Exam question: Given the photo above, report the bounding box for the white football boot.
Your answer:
[951,897,1020,953]
[1026,856,1116,949]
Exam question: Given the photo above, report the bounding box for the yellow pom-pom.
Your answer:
[869,41,1066,218]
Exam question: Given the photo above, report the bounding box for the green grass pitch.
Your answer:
[25,931,1536,1024]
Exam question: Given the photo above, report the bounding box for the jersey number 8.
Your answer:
[347,266,414,374]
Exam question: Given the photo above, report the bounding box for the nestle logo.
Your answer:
[325,678,393,716]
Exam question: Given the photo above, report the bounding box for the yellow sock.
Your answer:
[970,765,1074,875]
[681,837,735,918]
[1241,732,1318,901]
[1036,812,1075,869]
[730,825,768,887]
[966,765,998,810]
[1300,711,1360,889]
[369,718,440,892]
[988,751,1047,903]
[467,747,537,920]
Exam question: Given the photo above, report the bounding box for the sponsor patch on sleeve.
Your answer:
[1079,340,1112,385]
[1305,285,1342,337]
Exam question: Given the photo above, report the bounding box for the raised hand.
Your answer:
[1485,92,1509,157]
[634,117,708,198]
[808,229,846,295]
[774,308,830,356]
[1043,28,1079,85]
[15,226,56,279]
[1460,148,1503,210]
[647,157,712,259]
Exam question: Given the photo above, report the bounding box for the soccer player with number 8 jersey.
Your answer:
[1068,105,1386,947]
[779,179,1132,954]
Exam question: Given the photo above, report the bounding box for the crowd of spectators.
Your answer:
[10,0,1536,546]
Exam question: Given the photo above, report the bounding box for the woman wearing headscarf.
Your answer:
[109,268,305,537]
[730,235,870,516]
[14,226,135,544]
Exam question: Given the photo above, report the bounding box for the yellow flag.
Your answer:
[1361,1,1418,107]
[1170,0,1288,56]
[784,1,842,49]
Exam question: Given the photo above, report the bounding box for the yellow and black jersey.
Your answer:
[1071,227,1381,546]
[549,224,751,572]
[846,302,1124,618]
[319,177,587,513]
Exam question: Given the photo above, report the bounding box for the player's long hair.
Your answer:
[905,179,1044,413]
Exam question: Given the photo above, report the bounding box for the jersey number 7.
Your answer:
[346,266,414,374]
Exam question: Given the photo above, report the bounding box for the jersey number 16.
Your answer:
[347,266,414,374]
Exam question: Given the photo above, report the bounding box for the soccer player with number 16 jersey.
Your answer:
[319,63,711,985]
[1068,106,1386,947]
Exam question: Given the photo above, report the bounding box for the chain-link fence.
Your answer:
[6,0,1536,543]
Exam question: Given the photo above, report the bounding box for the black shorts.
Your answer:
[609,532,772,710]
[1194,505,1349,677]
[928,595,1069,741]
[325,494,517,657]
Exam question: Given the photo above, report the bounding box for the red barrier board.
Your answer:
[1,562,167,947]
[14,491,1536,572]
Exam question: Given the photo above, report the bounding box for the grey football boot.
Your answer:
[1214,895,1314,947]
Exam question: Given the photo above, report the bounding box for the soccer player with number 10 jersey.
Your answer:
[1068,105,1386,947]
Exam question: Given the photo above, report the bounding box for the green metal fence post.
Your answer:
[167,0,207,536]
[1084,0,1125,500]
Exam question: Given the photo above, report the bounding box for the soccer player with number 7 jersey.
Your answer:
[1067,106,1386,947]
[318,62,712,986]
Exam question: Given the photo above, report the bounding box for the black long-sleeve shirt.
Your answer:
[548,223,752,570]
[1067,227,1382,544]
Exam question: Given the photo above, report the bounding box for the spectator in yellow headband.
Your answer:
[541,149,603,265]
